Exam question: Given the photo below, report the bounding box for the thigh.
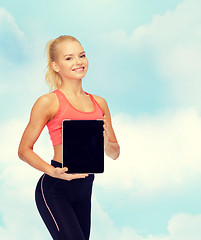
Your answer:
[73,175,94,240]
[35,174,86,240]
[53,198,86,240]
[35,174,60,239]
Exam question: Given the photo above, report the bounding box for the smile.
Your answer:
[72,67,85,72]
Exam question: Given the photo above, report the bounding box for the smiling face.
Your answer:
[52,40,89,81]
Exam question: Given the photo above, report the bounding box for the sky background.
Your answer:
[1,0,201,239]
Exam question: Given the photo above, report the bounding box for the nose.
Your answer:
[74,56,82,65]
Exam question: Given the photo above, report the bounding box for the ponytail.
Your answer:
[45,39,62,91]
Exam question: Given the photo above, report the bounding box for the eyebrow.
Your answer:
[64,51,85,57]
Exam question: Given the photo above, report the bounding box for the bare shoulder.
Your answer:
[33,92,57,109]
[92,94,109,114]
[91,94,108,112]
[30,92,59,122]
[91,94,108,105]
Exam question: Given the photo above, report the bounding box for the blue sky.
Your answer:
[1,0,201,239]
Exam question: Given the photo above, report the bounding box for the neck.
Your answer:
[59,78,84,96]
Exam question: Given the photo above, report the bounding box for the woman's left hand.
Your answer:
[102,114,120,159]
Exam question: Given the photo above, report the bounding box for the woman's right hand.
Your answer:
[50,167,89,181]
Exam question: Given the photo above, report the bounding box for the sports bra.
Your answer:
[46,89,104,146]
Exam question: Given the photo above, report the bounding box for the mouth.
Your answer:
[72,67,85,72]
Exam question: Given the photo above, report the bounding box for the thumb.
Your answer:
[56,167,68,174]
[63,167,68,172]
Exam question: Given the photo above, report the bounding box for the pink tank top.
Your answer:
[46,89,104,146]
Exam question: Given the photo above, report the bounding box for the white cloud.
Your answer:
[167,213,201,240]
[0,7,27,58]
[104,0,201,51]
[0,8,26,40]
[101,0,201,108]
[91,197,201,240]
[0,7,30,94]
[0,118,52,240]
[95,108,201,195]
[91,196,146,240]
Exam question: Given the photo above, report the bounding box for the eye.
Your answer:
[80,54,86,58]
[66,57,72,61]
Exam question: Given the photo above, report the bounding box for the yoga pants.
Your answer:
[35,160,94,240]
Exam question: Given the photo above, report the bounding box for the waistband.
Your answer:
[51,160,62,168]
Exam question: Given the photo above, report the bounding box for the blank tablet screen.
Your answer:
[62,119,104,174]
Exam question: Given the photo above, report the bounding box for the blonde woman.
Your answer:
[18,35,120,240]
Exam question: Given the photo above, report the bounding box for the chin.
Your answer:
[73,72,87,79]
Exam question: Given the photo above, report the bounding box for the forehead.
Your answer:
[56,41,84,56]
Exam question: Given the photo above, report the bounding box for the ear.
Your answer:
[51,62,60,73]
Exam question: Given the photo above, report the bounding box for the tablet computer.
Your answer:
[62,119,104,174]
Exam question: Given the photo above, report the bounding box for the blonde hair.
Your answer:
[45,35,81,91]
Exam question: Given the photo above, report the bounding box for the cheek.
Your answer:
[61,62,73,71]
[85,58,89,67]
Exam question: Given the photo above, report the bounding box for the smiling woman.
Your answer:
[18,35,120,240]
[45,35,85,91]
[51,41,88,85]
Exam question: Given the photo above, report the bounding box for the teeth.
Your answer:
[73,67,84,72]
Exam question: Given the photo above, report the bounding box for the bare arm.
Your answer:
[93,95,120,160]
[18,94,88,180]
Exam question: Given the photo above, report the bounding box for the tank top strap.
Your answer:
[53,89,65,102]
[53,89,70,110]
[85,92,103,113]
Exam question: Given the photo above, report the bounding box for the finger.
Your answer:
[103,123,108,131]
[60,167,68,174]
[75,174,88,177]
[55,167,68,176]
[103,122,108,132]
[67,173,88,176]
[72,174,88,179]
[103,130,108,138]
[68,176,84,180]
[63,172,89,181]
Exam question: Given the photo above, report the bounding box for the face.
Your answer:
[52,40,89,81]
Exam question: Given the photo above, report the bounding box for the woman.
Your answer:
[18,35,120,240]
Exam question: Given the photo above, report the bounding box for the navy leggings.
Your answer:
[35,160,94,240]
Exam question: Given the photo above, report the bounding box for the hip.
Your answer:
[35,160,95,201]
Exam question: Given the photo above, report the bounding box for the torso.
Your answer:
[53,145,63,163]
[46,89,105,163]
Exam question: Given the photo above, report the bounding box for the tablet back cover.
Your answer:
[62,120,104,173]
